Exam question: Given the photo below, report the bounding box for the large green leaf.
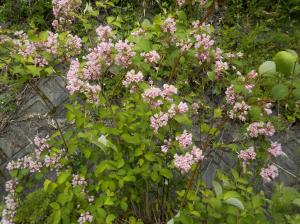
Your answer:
[225,198,244,210]
[271,84,289,100]
[259,61,276,75]
[274,51,297,76]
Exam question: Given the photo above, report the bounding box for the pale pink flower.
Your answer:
[264,103,273,115]
[122,70,144,91]
[228,101,250,122]
[131,28,145,37]
[66,59,83,94]
[247,70,258,79]
[141,50,160,64]
[194,34,214,50]
[162,84,177,98]
[150,112,169,133]
[245,84,255,92]
[115,40,136,68]
[238,146,256,162]
[176,130,193,148]
[96,25,112,41]
[268,142,285,157]
[191,146,204,162]
[177,102,189,113]
[260,164,279,183]
[72,174,87,187]
[174,153,194,173]
[177,0,185,7]
[225,85,235,105]
[161,18,176,34]
[78,212,93,224]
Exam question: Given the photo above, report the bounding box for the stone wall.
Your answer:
[0,76,69,195]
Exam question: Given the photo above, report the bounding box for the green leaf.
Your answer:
[292,198,300,207]
[212,181,223,196]
[293,88,300,99]
[145,152,156,161]
[106,214,116,224]
[207,71,216,80]
[57,171,71,185]
[274,51,297,76]
[225,198,244,210]
[271,84,289,100]
[259,61,276,75]
[160,168,173,179]
[51,210,61,224]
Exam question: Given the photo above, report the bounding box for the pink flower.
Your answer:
[245,84,255,92]
[65,33,82,56]
[191,146,204,162]
[268,142,285,157]
[247,122,275,138]
[176,39,193,52]
[122,70,144,91]
[78,212,93,224]
[115,40,136,68]
[141,50,160,64]
[34,135,49,159]
[150,112,169,133]
[162,84,177,98]
[142,86,163,107]
[177,102,189,113]
[72,174,87,187]
[66,59,83,94]
[215,60,229,74]
[260,164,279,183]
[238,146,256,162]
[194,34,214,50]
[247,70,258,79]
[176,130,193,148]
[192,103,200,111]
[174,153,194,173]
[225,85,235,105]
[228,101,250,122]
[96,25,112,41]
[177,0,185,7]
[161,18,176,34]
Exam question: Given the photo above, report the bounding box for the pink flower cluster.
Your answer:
[176,130,193,148]
[142,86,163,107]
[161,18,176,34]
[238,146,256,162]
[150,112,169,133]
[176,39,193,52]
[228,100,250,122]
[34,135,49,159]
[268,142,285,157]
[122,70,144,92]
[174,146,204,173]
[64,33,82,57]
[6,156,42,173]
[72,174,87,187]
[96,25,113,41]
[83,41,114,80]
[115,40,136,68]
[141,50,160,64]
[1,180,18,224]
[260,164,279,183]
[225,85,236,105]
[194,34,214,50]
[52,0,81,30]
[247,122,275,138]
[78,211,93,224]
[215,60,229,75]
[177,0,185,7]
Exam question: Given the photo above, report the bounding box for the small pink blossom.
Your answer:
[96,25,112,41]
[225,85,235,105]
[161,18,176,34]
[162,84,177,98]
[150,112,169,133]
[177,102,189,113]
[177,0,185,7]
[238,146,256,162]
[191,146,204,162]
[176,130,193,148]
[78,212,93,224]
[72,174,87,187]
[161,139,172,153]
[141,50,160,64]
[260,164,279,183]
[122,70,144,92]
[115,40,136,68]
[247,70,258,79]
[247,122,275,138]
[174,153,194,173]
[268,142,285,157]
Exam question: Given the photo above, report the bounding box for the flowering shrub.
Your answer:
[1,1,300,224]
